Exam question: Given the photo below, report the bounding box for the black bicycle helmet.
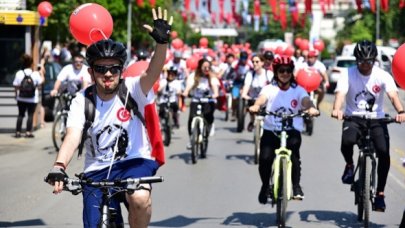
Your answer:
[263,50,274,61]
[86,39,127,66]
[136,49,150,61]
[353,40,378,60]
[167,66,178,74]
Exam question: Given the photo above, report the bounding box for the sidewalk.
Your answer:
[0,122,53,155]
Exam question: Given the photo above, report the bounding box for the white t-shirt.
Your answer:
[187,72,219,102]
[261,83,309,132]
[164,60,188,81]
[244,69,274,98]
[297,60,327,74]
[158,79,182,103]
[57,64,92,92]
[13,69,43,103]
[67,77,155,173]
[335,66,398,118]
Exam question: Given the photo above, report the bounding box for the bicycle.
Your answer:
[261,110,312,227]
[342,114,397,227]
[158,93,174,147]
[189,97,211,164]
[52,92,74,151]
[45,173,163,228]
[253,108,265,165]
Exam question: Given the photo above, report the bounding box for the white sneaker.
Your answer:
[186,142,192,150]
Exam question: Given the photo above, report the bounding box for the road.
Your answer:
[0,93,404,228]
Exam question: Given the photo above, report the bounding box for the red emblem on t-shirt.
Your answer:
[372,85,381,93]
[117,107,131,122]
[291,99,298,108]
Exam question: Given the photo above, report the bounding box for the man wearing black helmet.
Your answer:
[332,40,405,212]
[46,8,173,227]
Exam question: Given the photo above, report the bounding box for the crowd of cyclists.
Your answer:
[38,7,405,226]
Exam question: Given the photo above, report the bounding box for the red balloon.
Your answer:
[38,1,53,17]
[392,43,405,89]
[296,68,322,92]
[171,38,184,50]
[275,46,285,55]
[186,56,199,70]
[313,40,325,52]
[122,61,149,77]
[284,46,295,57]
[199,37,209,48]
[294,37,302,47]
[69,3,113,46]
[171,31,178,39]
[299,39,310,51]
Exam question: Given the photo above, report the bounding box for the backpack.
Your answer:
[78,80,165,166]
[19,70,36,98]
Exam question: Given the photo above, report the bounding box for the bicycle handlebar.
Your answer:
[61,175,164,195]
[342,115,399,124]
[257,110,311,119]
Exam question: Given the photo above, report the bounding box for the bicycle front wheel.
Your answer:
[200,123,209,158]
[362,156,372,227]
[236,98,245,133]
[253,122,261,165]
[52,113,67,152]
[276,157,288,228]
[191,119,201,164]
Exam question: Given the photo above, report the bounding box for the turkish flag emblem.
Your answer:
[117,107,131,122]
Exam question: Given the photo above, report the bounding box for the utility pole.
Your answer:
[126,0,132,63]
[376,0,381,45]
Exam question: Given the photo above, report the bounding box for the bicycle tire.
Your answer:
[191,119,201,164]
[357,156,365,222]
[253,122,261,164]
[363,156,372,227]
[52,113,67,152]
[161,119,171,147]
[236,98,245,133]
[200,123,209,158]
[277,157,288,228]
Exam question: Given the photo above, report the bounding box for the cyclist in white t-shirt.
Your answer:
[46,8,173,227]
[297,49,329,107]
[50,53,92,96]
[332,40,405,212]
[241,54,274,132]
[249,56,319,204]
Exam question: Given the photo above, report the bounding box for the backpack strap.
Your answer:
[78,84,96,158]
[117,80,146,126]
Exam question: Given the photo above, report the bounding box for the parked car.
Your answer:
[41,61,62,122]
[327,55,357,93]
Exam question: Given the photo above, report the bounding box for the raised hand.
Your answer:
[143,7,173,44]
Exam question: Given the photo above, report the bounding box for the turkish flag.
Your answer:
[268,0,279,20]
[280,1,287,30]
[137,0,144,7]
[355,0,362,13]
[370,0,376,12]
[254,0,261,16]
[149,0,155,8]
[305,0,312,13]
[184,0,190,11]
[381,0,389,11]
[400,0,405,8]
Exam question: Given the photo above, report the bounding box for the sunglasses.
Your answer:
[277,68,293,74]
[357,59,374,65]
[93,64,123,75]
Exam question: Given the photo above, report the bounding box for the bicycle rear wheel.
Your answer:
[52,113,67,151]
[191,119,201,164]
[276,157,288,228]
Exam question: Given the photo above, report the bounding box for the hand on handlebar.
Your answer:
[304,107,320,117]
[331,109,344,120]
[396,112,405,123]
[50,89,58,97]
[249,104,261,113]
[45,167,68,194]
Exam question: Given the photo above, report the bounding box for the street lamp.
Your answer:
[127,0,132,63]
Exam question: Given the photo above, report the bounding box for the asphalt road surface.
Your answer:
[0,93,404,228]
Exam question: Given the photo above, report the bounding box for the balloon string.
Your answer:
[89,28,108,42]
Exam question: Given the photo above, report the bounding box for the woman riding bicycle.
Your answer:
[157,66,182,128]
[241,54,274,132]
[249,56,319,204]
[183,58,219,149]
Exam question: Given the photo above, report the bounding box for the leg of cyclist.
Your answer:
[316,83,325,108]
[371,121,390,212]
[340,120,361,184]
[287,130,304,199]
[186,102,198,149]
[126,186,152,227]
[170,102,180,128]
[258,130,279,204]
[246,99,255,132]
[203,102,215,135]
